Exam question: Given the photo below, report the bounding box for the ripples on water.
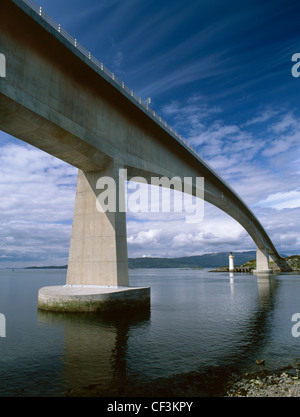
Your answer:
[0,268,300,396]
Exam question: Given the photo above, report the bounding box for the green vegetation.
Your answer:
[242,255,300,271]
[242,259,256,269]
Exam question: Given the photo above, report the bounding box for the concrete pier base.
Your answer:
[253,269,273,276]
[38,285,150,313]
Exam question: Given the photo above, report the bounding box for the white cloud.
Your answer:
[243,109,279,126]
[256,190,300,210]
[0,142,77,220]
[127,229,161,245]
[0,138,77,267]
[126,202,253,258]
[268,112,298,134]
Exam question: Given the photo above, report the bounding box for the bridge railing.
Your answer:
[21,0,222,177]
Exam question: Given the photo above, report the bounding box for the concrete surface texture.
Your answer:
[66,166,129,287]
[38,285,151,312]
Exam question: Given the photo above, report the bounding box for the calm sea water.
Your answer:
[0,267,300,397]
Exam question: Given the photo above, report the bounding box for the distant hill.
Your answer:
[25,251,257,270]
[25,251,295,270]
[26,265,67,269]
[128,251,257,269]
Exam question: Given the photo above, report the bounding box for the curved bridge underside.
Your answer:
[0,0,291,289]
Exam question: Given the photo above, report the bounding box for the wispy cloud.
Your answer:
[268,112,298,134]
[243,109,279,126]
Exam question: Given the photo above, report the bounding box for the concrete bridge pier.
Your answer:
[67,163,129,287]
[253,247,272,275]
[38,162,150,313]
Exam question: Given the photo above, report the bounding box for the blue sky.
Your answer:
[1,0,300,266]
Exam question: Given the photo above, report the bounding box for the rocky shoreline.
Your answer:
[225,363,300,397]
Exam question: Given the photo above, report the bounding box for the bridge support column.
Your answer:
[38,162,150,313]
[253,247,272,275]
[66,165,128,286]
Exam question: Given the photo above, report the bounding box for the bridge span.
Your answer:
[0,0,291,311]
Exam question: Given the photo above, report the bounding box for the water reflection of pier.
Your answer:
[227,271,280,373]
[229,271,278,303]
[37,310,150,396]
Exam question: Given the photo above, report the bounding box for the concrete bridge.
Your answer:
[0,0,291,312]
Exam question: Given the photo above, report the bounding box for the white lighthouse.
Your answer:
[229,252,235,272]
